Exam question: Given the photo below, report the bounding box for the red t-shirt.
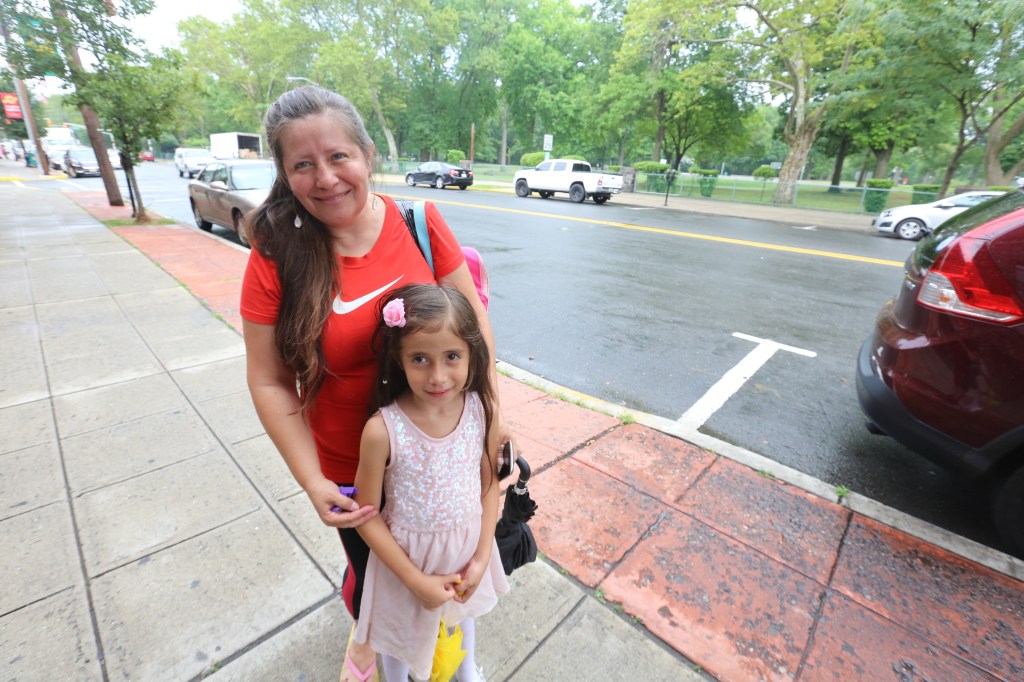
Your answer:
[241,196,466,482]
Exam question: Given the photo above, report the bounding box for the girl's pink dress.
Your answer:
[354,391,509,679]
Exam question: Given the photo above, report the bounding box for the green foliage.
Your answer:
[634,161,669,174]
[864,179,895,213]
[446,149,466,164]
[520,151,546,167]
[986,186,1016,192]
[753,165,778,181]
[695,168,719,197]
[912,184,940,204]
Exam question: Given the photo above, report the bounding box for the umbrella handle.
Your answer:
[515,455,531,487]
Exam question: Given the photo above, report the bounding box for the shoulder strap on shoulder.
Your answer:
[411,201,433,274]
[396,199,433,275]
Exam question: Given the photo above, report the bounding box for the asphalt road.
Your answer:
[59,163,1012,557]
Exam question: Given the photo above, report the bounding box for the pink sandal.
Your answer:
[342,625,378,682]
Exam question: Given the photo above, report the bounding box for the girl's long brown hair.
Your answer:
[248,86,375,409]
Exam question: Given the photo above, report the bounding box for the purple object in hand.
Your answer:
[330,486,358,513]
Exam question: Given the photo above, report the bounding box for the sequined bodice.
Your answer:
[379,392,484,532]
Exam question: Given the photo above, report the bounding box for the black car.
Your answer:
[62,146,102,177]
[405,162,473,190]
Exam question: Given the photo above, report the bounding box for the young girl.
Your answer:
[353,284,509,682]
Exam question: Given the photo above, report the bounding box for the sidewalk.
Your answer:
[2,167,1023,681]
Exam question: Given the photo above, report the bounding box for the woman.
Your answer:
[241,86,503,682]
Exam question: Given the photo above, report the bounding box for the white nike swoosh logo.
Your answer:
[333,276,403,315]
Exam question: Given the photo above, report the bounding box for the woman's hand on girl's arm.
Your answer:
[307,476,377,528]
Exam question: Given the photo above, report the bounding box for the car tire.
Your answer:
[192,201,212,231]
[895,218,925,240]
[515,179,530,197]
[458,184,467,190]
[188,171,195,179]
[406,174,416,186]
[178,168,184,178]
[434,177,445,189]
[569,183,586,203]
[233,210,249,247]
[993,465,1024,555]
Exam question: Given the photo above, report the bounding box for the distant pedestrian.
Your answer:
[353,284,509,682]
[240,85,508,682]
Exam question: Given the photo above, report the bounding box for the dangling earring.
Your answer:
[371,194,378,211]
[293,213,302,228]
[381,378,388,385]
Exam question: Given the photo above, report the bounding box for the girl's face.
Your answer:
[278,112,374,229]
[398,326,470,406]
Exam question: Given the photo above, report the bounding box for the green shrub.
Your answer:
[608,165,620,172]
[446,149,466,164]
[912,184,940,204]
[986,185,1016,192]
[634,160,670,174]
[520,151,545,167]
[864,178,894,213]
[753,165,778,181]
[696,169,719,197]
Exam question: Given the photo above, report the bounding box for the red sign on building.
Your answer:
[2,92,24,119]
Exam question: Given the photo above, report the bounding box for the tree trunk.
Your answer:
[984,108,1024,186]
[368,89,398,162]
[773,124,817,204]
[49,0,123,206]
[499,100,508,166]
[938,143,970,197]
[125,162,148,222]
[617,137,625,167]
[829,135,849,190]
[872,141,894,181]
[653,90,665,162]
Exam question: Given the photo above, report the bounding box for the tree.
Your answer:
[72,51,193,222]
[651,0,878,203]
[877,0,1024,194]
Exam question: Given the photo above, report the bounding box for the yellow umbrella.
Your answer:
[430,619,467,682]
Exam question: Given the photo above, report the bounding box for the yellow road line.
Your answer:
[388,192,904,268]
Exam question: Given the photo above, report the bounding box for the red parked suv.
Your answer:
[857,189,1024,555]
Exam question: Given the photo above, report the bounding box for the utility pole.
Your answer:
[0,20,51,175]
[48,0,124,206]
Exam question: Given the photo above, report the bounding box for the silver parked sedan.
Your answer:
[187,160,275,246]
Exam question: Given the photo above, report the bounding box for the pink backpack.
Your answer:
[399,200,490,309]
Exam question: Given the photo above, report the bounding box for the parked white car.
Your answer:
[873,190,1004,240]
[513,159,623,204]
[175,147,216,178]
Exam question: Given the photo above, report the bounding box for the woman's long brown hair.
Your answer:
[248,86,375,410]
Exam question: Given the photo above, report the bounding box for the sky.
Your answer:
[128,0,242,52]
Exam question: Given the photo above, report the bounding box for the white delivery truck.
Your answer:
[209,132,263,159]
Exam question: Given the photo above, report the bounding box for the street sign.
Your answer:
[1,92,23,119]
[543,134,553,152]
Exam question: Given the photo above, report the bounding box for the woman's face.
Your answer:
[278,112,374,229]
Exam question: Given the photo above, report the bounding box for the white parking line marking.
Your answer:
[678,332,816,429]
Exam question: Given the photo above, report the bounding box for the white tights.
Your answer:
[380,617,479,682]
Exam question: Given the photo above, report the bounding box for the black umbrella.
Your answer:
[495,455,538,575]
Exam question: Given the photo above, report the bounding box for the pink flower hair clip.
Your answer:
[382,298,406,328]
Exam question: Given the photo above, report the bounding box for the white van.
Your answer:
[175,147,215,178]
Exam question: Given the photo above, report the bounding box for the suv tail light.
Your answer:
[918,236,1024,323]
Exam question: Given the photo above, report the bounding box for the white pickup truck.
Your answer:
[513,159,623,204]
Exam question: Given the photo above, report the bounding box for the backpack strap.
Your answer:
[396,199,434,275]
